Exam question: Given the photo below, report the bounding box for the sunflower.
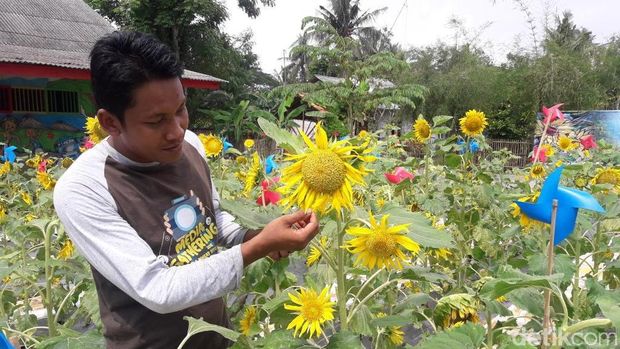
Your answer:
[279,123,369,214]
[375,197,385,209]
[25,154,42,168]
[413,116,431,143]
[243,152,261,196]
[0,161,10,176]
[377,312,405,346]
[433,293,480,329]
[85,116,108,144]
[345,212,420,270]
[25,213,37,222]
[58,239,74,260]
[459,109,488,137]
[0,204,6,221]
[21,191,32,206]
[244,139,255,149]
[284,286,335,338]
[557,135,577,151]
[591,168,620,192]
[36,171,56,190]
[239,305,257,336]
[306,236,329,267]
[541,144,555,157]
[429,248,452,261]
[199,134,223,158]
[357,130,369,139]
[61,157,74,169]
[574,175,589,189]
[529,164,546,179]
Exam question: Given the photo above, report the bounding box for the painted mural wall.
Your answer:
[535,110,620,147]
[0,77,94,158]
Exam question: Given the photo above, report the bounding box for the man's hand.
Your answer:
[240,210,319,266]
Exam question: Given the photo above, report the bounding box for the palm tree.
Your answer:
[302,0,387,45]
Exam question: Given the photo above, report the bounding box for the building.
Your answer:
[0,0,224,157]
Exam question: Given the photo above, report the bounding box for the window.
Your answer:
[47,90,79,113]
[12,87,46,112]
[0,86,10,112]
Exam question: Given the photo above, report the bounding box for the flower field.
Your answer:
[1,111,619,349]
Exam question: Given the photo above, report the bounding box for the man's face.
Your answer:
[112,78,188,164]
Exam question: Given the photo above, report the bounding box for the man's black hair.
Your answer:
[90,31,184,122]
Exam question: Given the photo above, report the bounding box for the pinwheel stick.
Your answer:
[542,199,559,348]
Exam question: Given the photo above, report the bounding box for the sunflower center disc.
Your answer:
[464,117,482,132]
[366,231,397,258]
[301,150,346,193]
[301,300,323,321]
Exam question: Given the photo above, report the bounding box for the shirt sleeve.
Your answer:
[53,180,245,314]
[184,130,249,247]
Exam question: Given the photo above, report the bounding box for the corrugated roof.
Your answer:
[0,0,224,83]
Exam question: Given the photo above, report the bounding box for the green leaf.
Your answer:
[261,290,291,314]
[432,115,453,127]
[181,317,243,347]
[416,323,485,349]
[255,330,305,348]
[348,304,373,336]
[444,153,461,168]
[596,292,620,336]
[433,126,452,135]
[36,329,104,349]
[480,273,562,300]
[382,206,455,248]
[326,331,363,348]
[257,117,305,154]
[220,198,278,230]
[371,311,413,327]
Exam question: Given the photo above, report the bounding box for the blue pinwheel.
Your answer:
[222,138,233,152]
[265,154,278,175]
[515,166,605,244]
[1,145,17,163]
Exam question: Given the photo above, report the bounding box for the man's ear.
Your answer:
[97,109,122,136]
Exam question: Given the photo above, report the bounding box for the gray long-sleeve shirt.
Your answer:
[53,130,246,348]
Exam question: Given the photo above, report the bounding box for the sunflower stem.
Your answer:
[347,279,399,324]
[336,216,348,331]
[353,269,382,305]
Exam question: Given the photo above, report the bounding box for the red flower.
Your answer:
[542,103,565,124]
[256,190,280,206]
[37,160,47,173]
[531,146,547,163]
[83,139,95,149]
[257,177,280,205]
[385,167,414,184]
[580,135,597,150]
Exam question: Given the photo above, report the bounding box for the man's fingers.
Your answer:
[297,212,319,240]
[282,210,307,224]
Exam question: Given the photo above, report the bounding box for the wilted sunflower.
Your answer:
[433,293,480,329]
[243,152,261,196]
[199,134,223,158]
[284,286,335,338]
[557,135,577,151]
[61,157,74,169]
[85,116,108,144]
[25,154,42,168]
[306,236,329,267]
[459,109,488,137]
[239,305,257,336]
[345,212,420,270]
[574,175,589,188]
[279,123,369,214]
[413,116,431,143]
[377,312,405,346]
[591,167,620,192]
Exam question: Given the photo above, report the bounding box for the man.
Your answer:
[53,31,319,348]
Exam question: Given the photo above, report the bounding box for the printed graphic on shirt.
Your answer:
[162,190,218,266]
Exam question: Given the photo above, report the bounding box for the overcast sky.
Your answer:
[221,0,619,74]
